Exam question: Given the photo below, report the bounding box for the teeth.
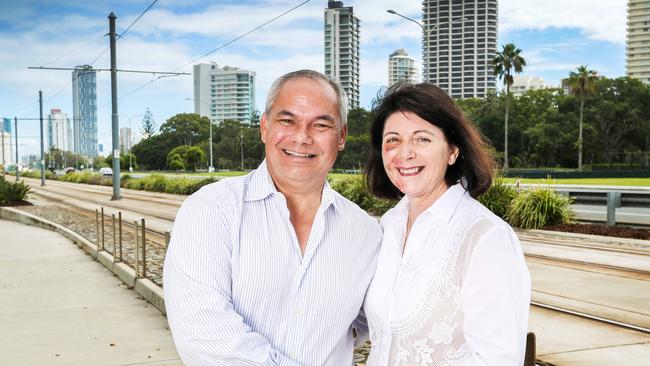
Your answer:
[285,150,314,158]
[399,167,421,175]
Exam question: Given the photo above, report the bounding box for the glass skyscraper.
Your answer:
[72,65,98,157]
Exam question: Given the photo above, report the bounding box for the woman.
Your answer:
[364,83,530,365]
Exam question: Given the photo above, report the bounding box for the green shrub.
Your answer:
[506,187,576,229]
[142,174,169,192]
[478,177,518,219]
[329,175,396,215]
[0,177,31,205]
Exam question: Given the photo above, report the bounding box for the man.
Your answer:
[163,70,382,365]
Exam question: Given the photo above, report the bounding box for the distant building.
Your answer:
[72,65,98,157]
[388,49,418,86]
[192,63,256,124]
[423,0,498,98]
[22,154,39,166]
[325,0,360,109]
[47,109,72,151]
[120,127,133,152]
[1,131,12,165]
[626,0,650,85]
[2,117,11,134]
[510,76,550,96]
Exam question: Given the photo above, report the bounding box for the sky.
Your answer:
[0,0,627,160]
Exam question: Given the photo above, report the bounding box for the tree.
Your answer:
[159,113,209,147]
[492,43,526,171]
[166,145,206,171]
[140,108,157,139]
[568,65,598,171]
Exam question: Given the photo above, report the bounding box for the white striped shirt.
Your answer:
[163,160,382,366]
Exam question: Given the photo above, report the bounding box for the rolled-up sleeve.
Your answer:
[460,226,531,366]
[163,194,300,366]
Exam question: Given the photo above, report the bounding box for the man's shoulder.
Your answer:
[330,189,381,228]
[182,174,250,210]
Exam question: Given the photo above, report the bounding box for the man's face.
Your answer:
[260,78,347,190]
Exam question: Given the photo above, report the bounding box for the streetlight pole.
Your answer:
[186,98,214,172]
[387,10,467,83]
[1,122,5,180]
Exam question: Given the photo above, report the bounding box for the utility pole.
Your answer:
[39,90,45,186]
[14,117,19,181]
[109,12,121,200]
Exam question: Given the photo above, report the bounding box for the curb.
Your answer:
[0,206,167,315]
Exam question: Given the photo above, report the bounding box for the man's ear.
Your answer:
[338,124,348,151]
[260,113,268,144]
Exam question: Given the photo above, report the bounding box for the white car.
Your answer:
[99,167,113,177]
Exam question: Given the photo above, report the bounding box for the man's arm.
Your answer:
[163,194,299,366]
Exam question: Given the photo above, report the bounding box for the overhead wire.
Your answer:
[115,0,312,103]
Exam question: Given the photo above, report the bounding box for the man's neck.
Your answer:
[273,179,325,255]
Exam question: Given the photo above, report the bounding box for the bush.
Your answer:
[0,177,31,205]
[142,174,169,192]
[506,186,576,229]
[478,177,518,219]
[329,175,396,215]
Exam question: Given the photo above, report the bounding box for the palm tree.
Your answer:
[568,65,597,171]
[492,43,526,171]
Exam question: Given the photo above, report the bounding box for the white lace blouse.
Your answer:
[364,184,530,366]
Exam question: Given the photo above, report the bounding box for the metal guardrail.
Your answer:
[94,207,172,285]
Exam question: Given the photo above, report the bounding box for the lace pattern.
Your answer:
[384,216,495,366]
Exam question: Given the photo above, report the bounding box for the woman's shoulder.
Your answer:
[453,194,517,238]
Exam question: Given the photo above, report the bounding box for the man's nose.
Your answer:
[292,123,314,144]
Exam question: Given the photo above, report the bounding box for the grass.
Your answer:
[501,177,650,186]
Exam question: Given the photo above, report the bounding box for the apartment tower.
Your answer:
[423,0,498,98]
[388,49,418,86]
[72,65,98,157]
[47,109,72,151]
[193,63,256,124]
[324,0,360,109]
[627,0,650,85]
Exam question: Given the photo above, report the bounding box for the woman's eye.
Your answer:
[416,136,431,143]
[384,137,398,144]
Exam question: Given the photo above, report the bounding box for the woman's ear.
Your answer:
[449,146,460,165]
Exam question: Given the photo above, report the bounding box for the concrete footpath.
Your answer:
[0,219,182,366]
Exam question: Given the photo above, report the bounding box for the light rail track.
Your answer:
[531,301,650,334]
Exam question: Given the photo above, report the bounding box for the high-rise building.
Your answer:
[1,131,12,165]
[120,127,132,152]
[324,0,360,109]
[72,65,98,157]
[626,0,650,85]
[388,49,418,86]
[423,0,498,99]
[193,63,256,124]
[510,76,550,97]
[2,117,11,134]
[47,109,71,151]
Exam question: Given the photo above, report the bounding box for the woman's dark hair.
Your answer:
[366,82,494,199]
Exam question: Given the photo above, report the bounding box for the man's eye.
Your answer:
[278,119,293,125]
[313,123,333,130]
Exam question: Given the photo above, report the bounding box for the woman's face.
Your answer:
[381,111,459,201]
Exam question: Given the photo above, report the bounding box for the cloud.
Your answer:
[499,0,626,44]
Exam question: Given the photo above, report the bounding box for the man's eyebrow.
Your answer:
[315,114,337,123]
[276,110,296,117]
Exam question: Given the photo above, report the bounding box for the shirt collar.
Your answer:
[244,159,340,213]
[244,159,277,202]
[384,183,467,224]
